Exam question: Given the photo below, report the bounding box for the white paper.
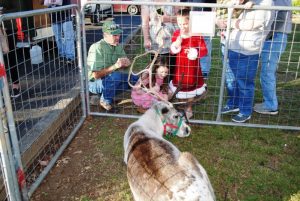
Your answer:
[190,11,216,37]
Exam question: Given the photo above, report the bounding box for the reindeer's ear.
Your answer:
[161,107,169,114]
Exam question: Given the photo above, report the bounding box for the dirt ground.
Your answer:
[30,116,135,201]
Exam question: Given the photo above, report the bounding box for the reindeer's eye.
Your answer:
[173,115,179,119]
[161,107,169,114]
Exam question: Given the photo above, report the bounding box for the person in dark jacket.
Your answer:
[0,3,21,97]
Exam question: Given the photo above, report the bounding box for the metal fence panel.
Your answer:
[0,90,21,201]
[84,1,300,130]
[0,4,86,200]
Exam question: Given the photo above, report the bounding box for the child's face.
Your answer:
[156,66,169,79]
[177,16,189,34]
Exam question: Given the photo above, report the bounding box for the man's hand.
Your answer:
[115,57,131,69]
[144,38,151,50]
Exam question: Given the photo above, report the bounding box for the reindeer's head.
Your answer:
[153,101,191,137]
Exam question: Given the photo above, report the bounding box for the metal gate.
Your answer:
[0,4,86,200]
[85,1,300,130]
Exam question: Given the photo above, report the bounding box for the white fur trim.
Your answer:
[170,43,181,54]
[187,48,198,60]
[169,80,207,99]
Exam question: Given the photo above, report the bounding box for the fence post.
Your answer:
[0,35,29,200]
[0,85,22,201]
[75,6,87,118]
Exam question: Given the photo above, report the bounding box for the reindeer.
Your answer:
[124,101,216,201]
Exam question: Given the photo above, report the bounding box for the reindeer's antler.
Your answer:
[169,73,184,102]
[127,24,186,108]
[128,47,171,103]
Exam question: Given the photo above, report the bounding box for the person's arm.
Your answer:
[161,14,177,24]
[141,5,151,50]
[92,63,120,79]
[231,10,265,31]
[88,43,128,79]
[92,57,130,79]
[170,30,182,54]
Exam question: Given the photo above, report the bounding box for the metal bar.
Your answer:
[0,90,20,201]
[80,5,91,116]
[216,7,234,122]
[84,1,300,11]
[0,5,77,21]
[189,119,300,131]
[75,7,87,118]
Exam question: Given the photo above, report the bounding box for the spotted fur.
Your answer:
[124,102,216,201]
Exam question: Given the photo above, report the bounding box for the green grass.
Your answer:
[88,117,300,201]
[105,25,300,200]
[293,0,300,14]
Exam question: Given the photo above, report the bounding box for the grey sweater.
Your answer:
[228,0,275,55]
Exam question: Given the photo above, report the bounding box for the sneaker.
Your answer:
[232,113,251,123]
[11,88,21,98]
[221,105,239,114]
[99,100,112,111]
[66,59,74,65]
[254,103,278,115]
[202,72,209,79]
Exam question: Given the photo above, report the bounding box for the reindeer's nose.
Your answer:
[185,126,191,136]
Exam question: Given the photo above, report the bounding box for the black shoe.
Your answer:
[66,59,75,65]
[11,88,21,98]
[59,57,66,63]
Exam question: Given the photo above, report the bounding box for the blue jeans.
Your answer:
[200,36,212,77]
[89,79,103,95]
[260,32,288,111]
[52,20,75,60]
[221,44,235,95]
[227,50,259,116]
[89,72,138,104]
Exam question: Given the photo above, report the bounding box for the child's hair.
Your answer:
[142,56,170,94]
[176,8,191,18]
[242,0,250,4]
[153,56,170,94]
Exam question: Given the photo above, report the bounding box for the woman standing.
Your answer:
[222,0,274,123]
[141,0,179,80]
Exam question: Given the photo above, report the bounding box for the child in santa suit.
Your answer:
[169,8,208,119]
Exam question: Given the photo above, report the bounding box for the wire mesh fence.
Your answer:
[0,4,85,200]
[85,1,300,130]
